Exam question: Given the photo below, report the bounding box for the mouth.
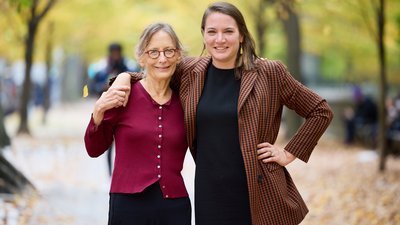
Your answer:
[214,46,228,52]
[214,46,229,54]
[155,65,171,70]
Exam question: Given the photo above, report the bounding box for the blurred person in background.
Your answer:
[88,42,140,176]
[343,86,378,147]
[84,23,191,225]
[91,43,137,97]
[110,2,333,225]
[387,94,400,155]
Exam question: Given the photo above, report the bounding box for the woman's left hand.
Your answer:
[257,142,296,166]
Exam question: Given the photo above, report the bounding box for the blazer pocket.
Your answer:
[264,161,282,172]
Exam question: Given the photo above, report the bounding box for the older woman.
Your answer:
[84,23,191,225]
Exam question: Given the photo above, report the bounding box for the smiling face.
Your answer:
[139,30,180,81]
[203,12,243,69]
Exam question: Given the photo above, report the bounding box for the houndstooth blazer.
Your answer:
[173,57,333,225]
[128,56,333,225]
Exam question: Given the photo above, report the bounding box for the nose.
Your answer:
[158,52,167,62]
[216,32,225,43]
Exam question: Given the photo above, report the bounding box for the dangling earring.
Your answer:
[239,43,243,55]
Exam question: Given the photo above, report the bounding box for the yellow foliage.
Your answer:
[0,0,399,83]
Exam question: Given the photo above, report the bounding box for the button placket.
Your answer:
[157,104,169,198]
[156,104,163,180]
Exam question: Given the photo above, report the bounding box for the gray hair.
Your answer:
[135,23,184,59]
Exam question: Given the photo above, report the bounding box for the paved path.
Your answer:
[3,99,196,225]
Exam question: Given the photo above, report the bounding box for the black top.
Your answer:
[195,63,252,225]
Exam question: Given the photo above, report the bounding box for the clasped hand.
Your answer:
[92,85,130,125]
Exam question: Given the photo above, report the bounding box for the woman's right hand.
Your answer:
[92,85,130,126]
[110,72,133,107]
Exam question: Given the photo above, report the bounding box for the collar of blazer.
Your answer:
[189,56,259,113]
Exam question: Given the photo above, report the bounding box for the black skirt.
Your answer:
[108,182,191,225]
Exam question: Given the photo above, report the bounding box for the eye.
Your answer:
[207,30,216,35]
[164,49,176,57]
[147,50,159,57]
[148,50,158,54]
[165,49,174,54]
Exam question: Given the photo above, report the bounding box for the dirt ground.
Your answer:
[287,139,400,225]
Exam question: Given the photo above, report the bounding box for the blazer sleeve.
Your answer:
[109,72,143,86]
[84,108,119,158]
[275,61,333,162]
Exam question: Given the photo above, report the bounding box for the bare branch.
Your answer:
[31,0,38,18]
[36,0,57,21]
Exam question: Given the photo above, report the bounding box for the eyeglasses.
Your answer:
[145,49,177,59]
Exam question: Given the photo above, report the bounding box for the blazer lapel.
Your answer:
[190,56,211,108]
[185,57,210,150]
[238,69,258,113]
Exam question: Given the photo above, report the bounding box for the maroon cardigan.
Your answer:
[84,81,188,198]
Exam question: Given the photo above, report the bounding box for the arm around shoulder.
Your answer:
[109,72,143,86]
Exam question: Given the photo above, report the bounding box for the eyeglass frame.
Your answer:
[144,49,178,59]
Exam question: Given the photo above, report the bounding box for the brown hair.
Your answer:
[135,22,184,59]
[201,2,259,78]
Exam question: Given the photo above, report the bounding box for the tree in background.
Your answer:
[7,0,57,134]
[0,106,10,148]
[354,0,388,171]
[277,0,304,138]
[249,0,270,55]
[250,0,303,139]
[375,0,387,172]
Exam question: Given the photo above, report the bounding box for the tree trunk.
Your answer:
[17,0,57,133]
[280,1,303,139]
[377,0,387,172]
[18,20,37,135]
[42,22,54,125]
[254,0,268,55]
[0,105,10,148]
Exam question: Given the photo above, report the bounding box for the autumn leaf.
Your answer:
[82,85,88,98]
